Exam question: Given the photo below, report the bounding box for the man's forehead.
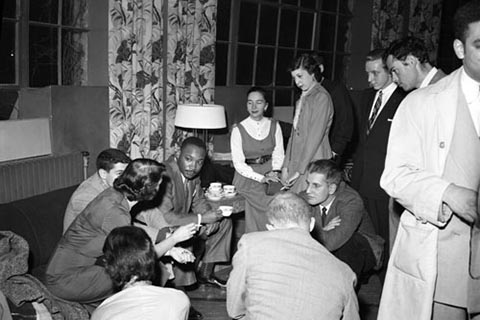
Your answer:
[181,144,205,158]
[307,172,327,183]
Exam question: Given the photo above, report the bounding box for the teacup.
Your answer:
[209,182,222,195]
[219,205,233,217]
[223,185,236,194]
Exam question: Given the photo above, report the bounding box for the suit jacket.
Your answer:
[226,228,359,320]
[137,156,211,229]
[310,182,383,261]
[350,86,406,199]
[322,78,354,157]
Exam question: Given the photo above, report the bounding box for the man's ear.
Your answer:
[98,168,108,180]
[266,224,275,231]
[328,183,337,195]
[309,217,316,232]
[405,55,417,67]
[453,39,465,60]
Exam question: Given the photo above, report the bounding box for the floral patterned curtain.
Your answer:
[108,0,216,161]
[371,0,443,61]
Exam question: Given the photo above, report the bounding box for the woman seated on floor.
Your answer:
[45,158,197,312]
[91,226,190,320]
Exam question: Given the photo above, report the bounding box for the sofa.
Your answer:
[0,185,90,319]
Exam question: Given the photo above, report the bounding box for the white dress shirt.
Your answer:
[420,67,438,88]
[368,82,398,126]
[230,117,284,182]
[461,68,480,135]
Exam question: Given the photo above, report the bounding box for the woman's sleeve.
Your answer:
[230,126,265,182]
[271,121,285,170]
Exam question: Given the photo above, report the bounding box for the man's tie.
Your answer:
[321,206,327,227]
[367,90,382,135]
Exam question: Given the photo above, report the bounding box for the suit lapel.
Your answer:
[367,87,403,136]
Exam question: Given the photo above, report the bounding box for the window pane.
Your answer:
[320,0,338,12]
[278,9,296,47]
[255,47,274,86]
[301,0,317,10]
[275,88,294,106]
[0,21,16,84]
[216,0,231,41]
[62,0,87,27]
[258,5,278,46]
[298,12,314,49]
[275,48,294,85]
[62,29,86,85]
[281,0,298,5]
[238,1,257,44]
[29,26,58,87]
[318,13,336,51]
[236,45,254,85]
[4,0,17,18]
[336,15,352,52]
[30,0,58,24]
[339,0,354,14]
[215,43,228,86]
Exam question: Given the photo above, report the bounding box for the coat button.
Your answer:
[439,141,445,148]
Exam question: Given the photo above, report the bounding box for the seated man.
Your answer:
[227,192,359,320]
[91,225,190,320]
[302,159,383,282]
[63,148,130,232]
[137,137,231,288]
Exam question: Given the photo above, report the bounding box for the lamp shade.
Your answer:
[174,104,226,129]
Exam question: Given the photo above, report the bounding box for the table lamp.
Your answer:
[174,103,227,143]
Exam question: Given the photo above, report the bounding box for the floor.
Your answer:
[186,213,383,320]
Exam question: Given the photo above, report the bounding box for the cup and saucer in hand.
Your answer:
[205,182,223,201]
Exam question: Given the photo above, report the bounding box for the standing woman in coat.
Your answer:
[282,53,334,193]
[230,87,285,233]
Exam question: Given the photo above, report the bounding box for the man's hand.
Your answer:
[170,223,197,243]
[442,184,478,224]
[323,216,341,231]
[168,247,195,264]
[201,209,223,224]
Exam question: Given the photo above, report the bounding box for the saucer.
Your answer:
[223,192,237,198]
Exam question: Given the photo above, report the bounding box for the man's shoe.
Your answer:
[197,275,227,288]
[188,306,203,320]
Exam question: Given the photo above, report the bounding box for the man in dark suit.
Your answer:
[303,160,382,283]
[136,138,231,320]
[227,192,359,320]
[385,36,447,92]
[350,49,406,273]
[317,56,355,165]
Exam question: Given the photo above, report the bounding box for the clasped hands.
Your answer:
[442,184,478,225]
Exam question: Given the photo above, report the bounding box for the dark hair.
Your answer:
[96,148,131,172]
[454,0,480,43]
[306,159,342,186]
[181,136,206,153]
[113,158,165,201]
[366,48,387,66]
[267,192,312,226]
[247,86,267,101]
[289,52,323,81]
[103,226,156,290]
[384,37,430,64]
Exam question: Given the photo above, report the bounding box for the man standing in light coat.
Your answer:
[378,1,480,320]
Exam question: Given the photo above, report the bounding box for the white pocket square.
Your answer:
[387,118,393,122]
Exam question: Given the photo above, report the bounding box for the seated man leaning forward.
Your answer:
[227,192,359,320]
[137,137,232,288]
[302,159,384,282]
[63,148,131,232]
[91,226,190,320]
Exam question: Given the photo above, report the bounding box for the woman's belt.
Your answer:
[245,154,272,165]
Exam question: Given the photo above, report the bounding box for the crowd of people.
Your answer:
[44,1,480,319]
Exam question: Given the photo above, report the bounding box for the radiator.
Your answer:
[0,152,85,203]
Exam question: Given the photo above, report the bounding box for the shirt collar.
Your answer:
[380,81,397,96]
[420,67,438,88]
[461,67,480,104]
[320,196,335,214]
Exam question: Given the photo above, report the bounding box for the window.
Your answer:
[0,0,88,88]
[216,0,353,106]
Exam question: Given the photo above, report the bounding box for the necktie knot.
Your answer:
[321,206,327,226]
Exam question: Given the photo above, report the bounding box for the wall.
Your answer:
[19,86,109,176]
[87,0,109,86]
